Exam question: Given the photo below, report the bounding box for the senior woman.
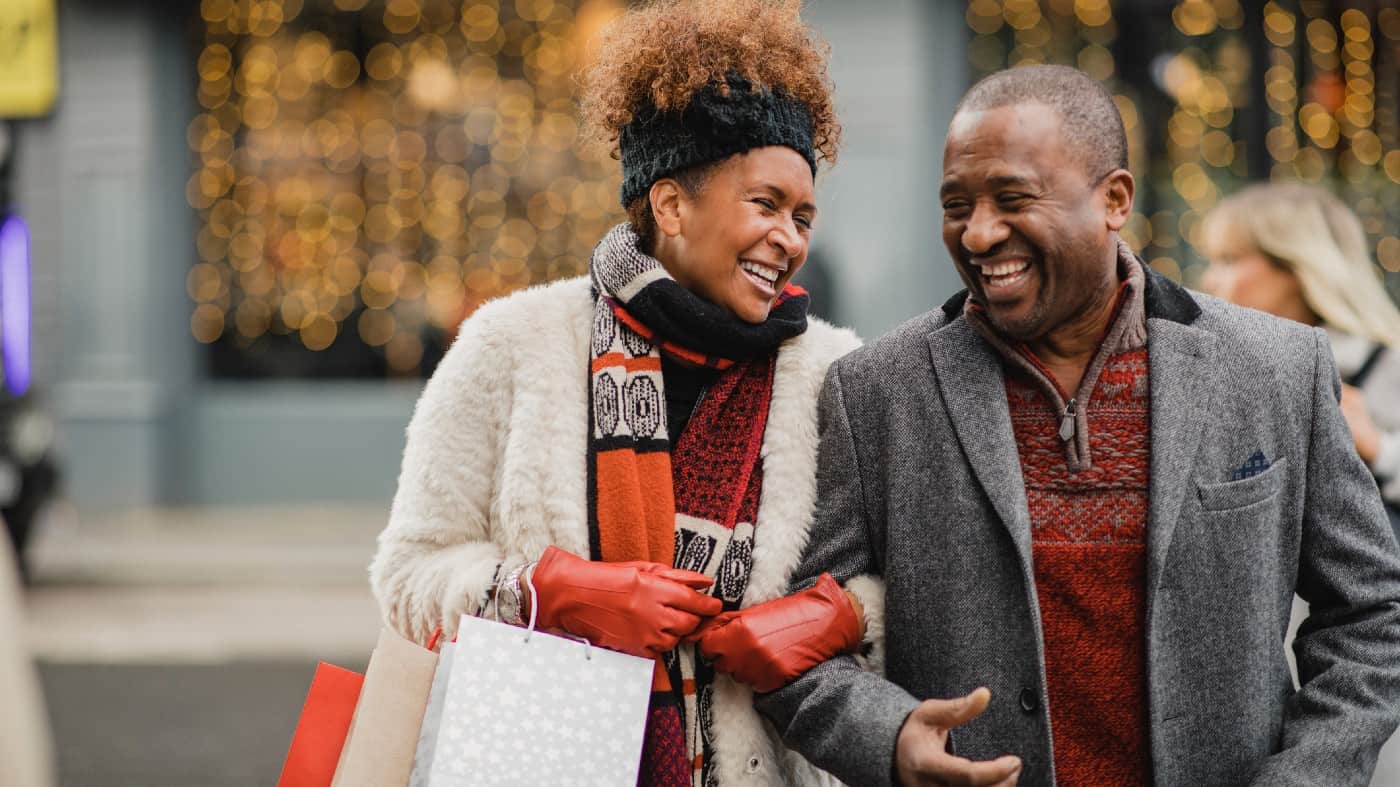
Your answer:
[370,2,881,785]
[1200,183,1400,529]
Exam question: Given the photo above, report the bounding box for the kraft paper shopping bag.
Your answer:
[330,627,438,787]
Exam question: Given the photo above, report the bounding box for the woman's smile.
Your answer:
[739,258,786,298]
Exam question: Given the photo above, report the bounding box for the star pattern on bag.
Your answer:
[418,615,654,786]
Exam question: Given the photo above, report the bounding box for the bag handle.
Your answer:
[522,570,593,661]
[524,569,540,640]
[426,571,596,660]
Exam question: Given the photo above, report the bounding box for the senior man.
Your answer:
[753,65,1400,786]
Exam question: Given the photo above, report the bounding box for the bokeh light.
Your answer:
[963,0,1399,293]
[190,0,625,376]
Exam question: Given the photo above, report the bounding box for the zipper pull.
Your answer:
[1058,398,1077,442]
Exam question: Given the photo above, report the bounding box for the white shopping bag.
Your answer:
[408,641,455,787]
[422,610,653,786]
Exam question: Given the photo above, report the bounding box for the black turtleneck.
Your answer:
[661,355,720,445]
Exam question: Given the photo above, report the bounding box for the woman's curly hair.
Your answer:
[580,0,841,167]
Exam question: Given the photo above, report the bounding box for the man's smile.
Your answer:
[970,255,1036,301]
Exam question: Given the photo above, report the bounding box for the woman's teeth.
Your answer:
[740,261,781,284]
[740,260,782,297]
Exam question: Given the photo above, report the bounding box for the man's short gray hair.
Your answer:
[955,65,1128,181]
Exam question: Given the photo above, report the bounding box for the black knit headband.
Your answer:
[617,75,816,207]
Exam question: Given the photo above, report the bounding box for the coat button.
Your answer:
[1019,688,1039,714]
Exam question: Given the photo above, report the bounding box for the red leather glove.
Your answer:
[529,545,724,658]
[687,573,862,692]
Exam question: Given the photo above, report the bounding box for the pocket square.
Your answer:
[1231,450,1271,481]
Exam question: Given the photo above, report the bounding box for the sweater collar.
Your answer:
[960,242,1150,472]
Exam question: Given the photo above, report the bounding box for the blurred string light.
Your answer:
[1148,0,1249,286]
[1267,2,1400,283]
[964,0,1400,292]
[965,0,1168,276]
[189,0,625,375]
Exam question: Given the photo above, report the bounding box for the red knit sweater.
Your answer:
[1006,348,1152,786]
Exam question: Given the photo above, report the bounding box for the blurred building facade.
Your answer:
[11,0,968,508]
[9,0,1400,510]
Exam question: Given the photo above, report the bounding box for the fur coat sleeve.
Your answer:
[369,292,523,646]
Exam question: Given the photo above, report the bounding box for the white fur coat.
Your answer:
[370,276,882,786]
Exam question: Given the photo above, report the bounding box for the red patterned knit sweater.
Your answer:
[968,247,1153,786]
[1007,348,1151,786]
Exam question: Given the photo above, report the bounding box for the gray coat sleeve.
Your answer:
[754,361,922,787]
[1251,329,1400,786]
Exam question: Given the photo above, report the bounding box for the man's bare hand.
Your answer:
[895,688,1021,786]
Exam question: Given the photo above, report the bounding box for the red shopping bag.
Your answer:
[277,662,365,787]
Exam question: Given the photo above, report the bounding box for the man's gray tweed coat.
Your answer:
[756,269,1400,787]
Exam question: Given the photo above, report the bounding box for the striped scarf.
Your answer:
[587,224,807,785]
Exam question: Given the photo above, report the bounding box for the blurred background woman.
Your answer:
[1201,182,1400,531]
[370,2,880,784]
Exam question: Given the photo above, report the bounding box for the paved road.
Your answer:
[20,506,1400,787]
[40,659,364,787]
[24,505,384,787]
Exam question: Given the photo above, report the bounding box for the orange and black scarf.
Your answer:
[587,224,807,785]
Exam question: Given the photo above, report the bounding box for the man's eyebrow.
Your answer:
[940,174,1037,199]
[987,174,1036,188]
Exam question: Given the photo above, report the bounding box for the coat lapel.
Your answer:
[932,270,1213,620]
[745,320,861,605]
[1145,317,1219,597]
[927,319,1034,565]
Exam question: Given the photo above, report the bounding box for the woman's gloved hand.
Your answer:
[529,545,724,658]
[687,573,863,692]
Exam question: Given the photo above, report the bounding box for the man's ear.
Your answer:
[1102,168,1135,232]
[649,179,685,238]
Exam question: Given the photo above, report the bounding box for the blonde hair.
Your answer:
[1202,182,1400,348]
